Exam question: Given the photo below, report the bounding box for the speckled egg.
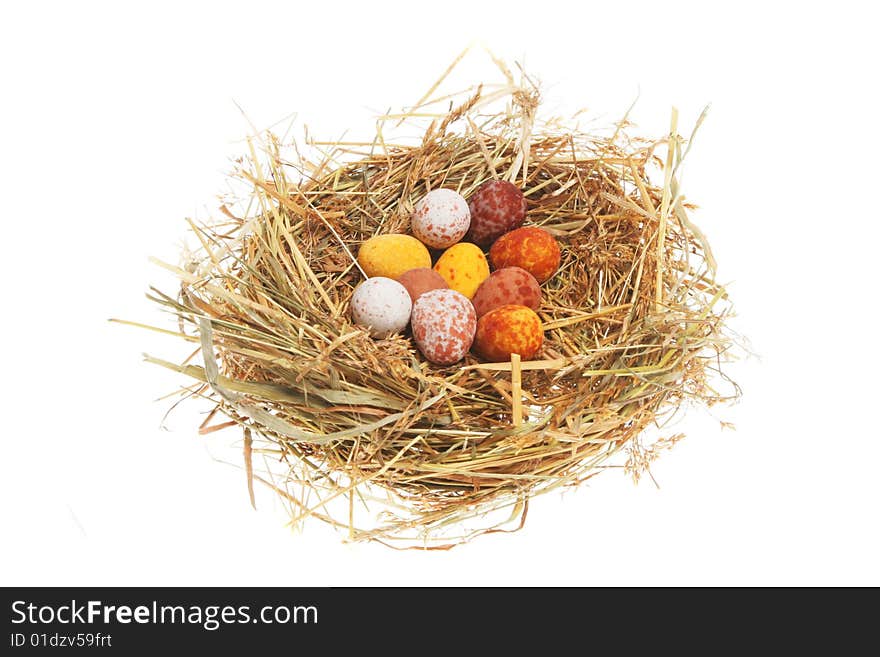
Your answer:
[471,267,541,318]
[473,304,543,362]
[411,188,471,249]
[433,242,490,299]
[466,180,527,246]
[488,226,561,283]
[410,289,477,365]
[350,277,412,338]
[357,234,432,280]
[398,267,448,303]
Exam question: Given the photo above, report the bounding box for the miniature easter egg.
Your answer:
[411,188,471,249]
[398,267,449,303]
[473,304,543,362]
[350,277,412,338]
[410,289,477,365]
[466,180,527,246]
[357,234,432,280]
[433,242,490,299]
[488,226,561,283]
[471,267,541,318]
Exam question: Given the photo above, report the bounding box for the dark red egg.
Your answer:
[466,180,527,246]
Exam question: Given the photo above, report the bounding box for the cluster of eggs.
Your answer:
[350,180,562,365]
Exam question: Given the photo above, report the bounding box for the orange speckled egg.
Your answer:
[398,267,449,303]
[488,227,561,283]
[471,267,541,318]
[357,234,432,280]
[433,242,490,299]
[473,304,543,362]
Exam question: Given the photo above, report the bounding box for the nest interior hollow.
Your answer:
[145,70,735,547]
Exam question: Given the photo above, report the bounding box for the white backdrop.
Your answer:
[2,0,877,586]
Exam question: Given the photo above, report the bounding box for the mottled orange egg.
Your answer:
[488,227,561,283]
[471,267,541,318]
[473,304,543,362]
[398,267,448,303]
[433,242,490,299]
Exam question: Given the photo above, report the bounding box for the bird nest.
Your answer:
[135,59,737,548]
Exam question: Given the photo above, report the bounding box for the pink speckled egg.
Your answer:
[471,267,542,318]
[350,277,412,338]
[411,188,471,249]
[466,180,527,246]
[410,288,477,365]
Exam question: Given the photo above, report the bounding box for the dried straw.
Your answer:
[122,56,738,548]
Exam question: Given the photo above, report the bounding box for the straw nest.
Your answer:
[134,58,738,548]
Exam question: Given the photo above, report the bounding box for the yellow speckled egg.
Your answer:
[357,234,431,280]
[433,242,489,299]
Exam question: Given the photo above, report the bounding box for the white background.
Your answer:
[2,0,878,586]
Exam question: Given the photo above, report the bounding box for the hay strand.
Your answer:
[510,353,523,427]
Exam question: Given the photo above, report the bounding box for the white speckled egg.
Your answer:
[350,277,412,338]
[410,288,477,365]
[411,188,471,249]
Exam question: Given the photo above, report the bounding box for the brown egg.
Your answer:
[471,267,541,318]
[398,268,449,303]
[473,304,543,362]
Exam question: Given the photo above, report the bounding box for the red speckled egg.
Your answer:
[398,267,449,303]
[466,180,527,246]
[471,267,541,318]
[473,304,543,362]
[411,188,471,249]
[488,226,561,283]
[410,289,477,365]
